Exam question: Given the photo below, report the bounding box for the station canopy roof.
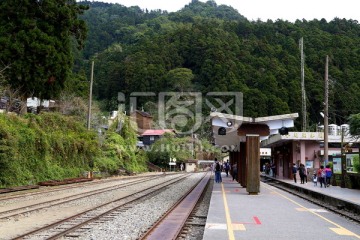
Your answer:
[210,112,298,150]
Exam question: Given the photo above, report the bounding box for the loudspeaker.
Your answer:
[218,127,226,135]
[279,127,289,135]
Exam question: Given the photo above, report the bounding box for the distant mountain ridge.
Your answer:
[76,0,360,132]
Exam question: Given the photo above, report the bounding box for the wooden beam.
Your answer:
[238,123,270,136]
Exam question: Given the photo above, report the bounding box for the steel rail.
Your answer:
[140,172,211,240]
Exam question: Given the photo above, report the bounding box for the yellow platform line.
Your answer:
[331,227,358,236]
[264,185,360,239]
[221,183,236,240]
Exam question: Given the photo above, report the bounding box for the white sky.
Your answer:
[96,0,360,22]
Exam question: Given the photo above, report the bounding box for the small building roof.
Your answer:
[141,129,175,136]
[131,110,152,118]
[184,159,198,163]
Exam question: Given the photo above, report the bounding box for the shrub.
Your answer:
[0,112,99,187]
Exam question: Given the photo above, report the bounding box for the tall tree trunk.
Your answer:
[20,95,28,115]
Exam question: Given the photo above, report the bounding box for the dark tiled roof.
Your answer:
[134,110,152,118]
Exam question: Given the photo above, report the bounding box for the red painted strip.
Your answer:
[233,217,261,225]
[254,216,261,225]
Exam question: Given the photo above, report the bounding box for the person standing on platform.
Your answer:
[265,163,270,175]
[214,158,221,183]
[325,165,332,187]
[224,160,230,177]
[299,164,306,184]
[317,165,326,188]
[219,161,223,182]
[271,163,276,178]
[312,173,318,186]
[292,163,298,183]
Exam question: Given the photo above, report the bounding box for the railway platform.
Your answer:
[203,172,360,240]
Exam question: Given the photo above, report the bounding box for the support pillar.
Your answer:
[246,134,260,194]
[237,123,269,194]
[229,151,235,166]
[239,142,246,187]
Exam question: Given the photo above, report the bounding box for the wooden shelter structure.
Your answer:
[210,112,298,194]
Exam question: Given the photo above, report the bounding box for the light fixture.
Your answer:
[226,121,233,127]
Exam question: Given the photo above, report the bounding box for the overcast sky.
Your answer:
[94,0,360,22]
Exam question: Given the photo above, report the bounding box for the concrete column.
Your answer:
[300,141,306,165]
[246,134,260,194]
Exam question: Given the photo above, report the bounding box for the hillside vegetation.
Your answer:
[0,113,147,187]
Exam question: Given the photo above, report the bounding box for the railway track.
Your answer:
[0,175,163,220]
[139,172,211,240]
[0,174,160,202]
[10,174,190,240]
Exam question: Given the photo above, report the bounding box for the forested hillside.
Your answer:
[77,0,360,132]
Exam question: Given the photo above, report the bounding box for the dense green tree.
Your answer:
[89,9,359,130]
[243,89,268,117]
[146,134,193,167]
[163,68,194,92]
[0,0,88,108]
[348,114,360,137]
[9,0,355,135]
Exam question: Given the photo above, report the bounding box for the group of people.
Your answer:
[313,165,333,188]
[213,159,333,188]
[263,162,276,178]
[292,163,332,188]
[212,158,237,183]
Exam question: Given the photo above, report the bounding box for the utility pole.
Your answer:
[87,61,94,130]
[340,127,345,188]
[324,56,329,166]
[300,37,307,132]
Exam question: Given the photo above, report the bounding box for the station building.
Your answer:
[260,124,359,179]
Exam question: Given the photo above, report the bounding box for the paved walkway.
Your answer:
[265,174,360,205]
[203,172,360,240]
